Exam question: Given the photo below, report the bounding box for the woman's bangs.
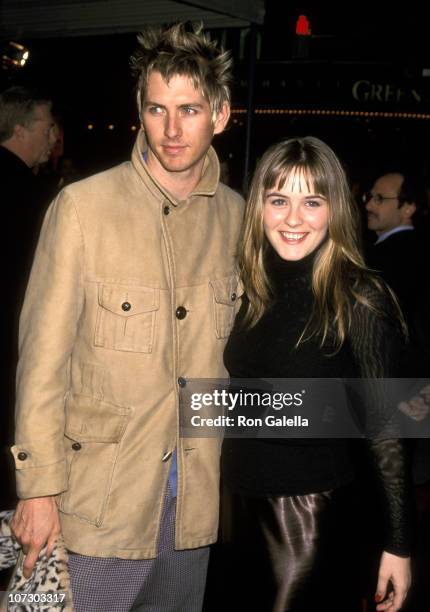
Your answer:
[263,163,328,197]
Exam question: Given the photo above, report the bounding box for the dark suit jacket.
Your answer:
[0,145,50,506]
[366,228,430,377]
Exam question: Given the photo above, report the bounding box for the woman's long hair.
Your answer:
[240,136,405,350]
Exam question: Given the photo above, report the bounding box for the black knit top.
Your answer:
[222,244,411,556]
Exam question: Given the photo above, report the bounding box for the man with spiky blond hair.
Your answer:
[11,22,243,611]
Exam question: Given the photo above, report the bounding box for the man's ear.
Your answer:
[213,102,231,135]
[14,123,26,141]
[401,201,416,220]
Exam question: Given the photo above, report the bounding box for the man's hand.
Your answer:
[10,496,61,578]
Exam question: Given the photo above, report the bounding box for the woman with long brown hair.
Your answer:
[220,137,411,611]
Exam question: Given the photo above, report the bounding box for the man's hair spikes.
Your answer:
[131,21,232,115]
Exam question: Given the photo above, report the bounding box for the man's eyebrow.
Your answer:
[143,100,165,108]
[143,101,205,109]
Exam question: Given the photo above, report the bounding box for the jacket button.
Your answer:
[175,306,187,320]
[163,205,170,215]
[178,377,186,388]
[72,442,82,451]
[231,292,237,301]
[17,452,28,461]
[122,301,131,312]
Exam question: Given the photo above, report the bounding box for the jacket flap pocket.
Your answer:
[210,275,242,306]
[65,395,131,443]
[98,284,159,317]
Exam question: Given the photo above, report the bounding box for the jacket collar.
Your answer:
[131,129,220,205]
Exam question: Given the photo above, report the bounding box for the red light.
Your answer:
[296,15,311,36]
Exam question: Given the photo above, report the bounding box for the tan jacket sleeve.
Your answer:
[11,190,84,499]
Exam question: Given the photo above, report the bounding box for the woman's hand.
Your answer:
[375,551,411,611]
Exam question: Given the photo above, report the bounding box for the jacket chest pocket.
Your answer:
[210,276,243,339]
[95,284,159,352]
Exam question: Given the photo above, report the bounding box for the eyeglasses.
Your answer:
[362,192,399,205]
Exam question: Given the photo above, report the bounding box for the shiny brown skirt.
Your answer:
[215,486,361,612]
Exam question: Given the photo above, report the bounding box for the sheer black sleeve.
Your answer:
[349,282,412,557]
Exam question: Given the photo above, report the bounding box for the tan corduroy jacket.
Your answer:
[12,131,244,558]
